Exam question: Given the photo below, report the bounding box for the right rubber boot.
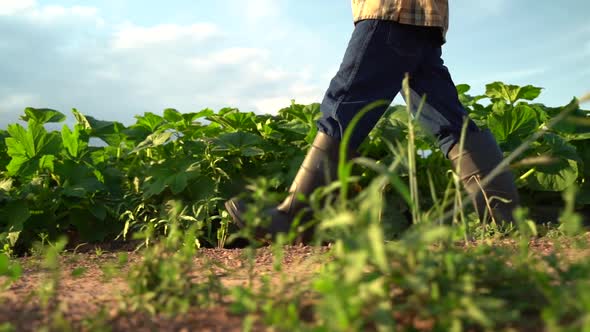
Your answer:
[448,129,520,223]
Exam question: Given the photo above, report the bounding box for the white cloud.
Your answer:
[1,0,364,132]
[0,0,102,28]
[470,66,549,86]
[112,23,219,49]
[254,94,320,114]
[184,47,323,113]
[188,47,269,70]
[30,5,98,20]
[229,0,283,21]
[0,0,36,15]
[215,47,269,65]
[0,3,327,128]
[0,93,40,112]
[254,97,299,113]
[261,68,289,81]
[499,67,549,81]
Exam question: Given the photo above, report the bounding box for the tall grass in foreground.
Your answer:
[229,82,590,331]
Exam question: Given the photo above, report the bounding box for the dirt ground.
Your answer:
[0,245,329,332]
[1,235,589,332]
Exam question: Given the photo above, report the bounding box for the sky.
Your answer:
[1,0,589,129]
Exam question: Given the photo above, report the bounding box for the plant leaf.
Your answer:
[527,158,578,192]
[515,85,543,101]
[526,134,579,191]
[0,253,22,280]
[163,108,183,122]
[5,122,61,176]
[85,116,127,146]
[61,125,88,159]
[456,84,471,94]
[487,104,538,149]
[133,131,173,153]
[486,82,543,104]
[207,111,257,132]
[212,132,265,156]
[56,160,105,197]
[6,124,34,158]
[20,108,66,124]
[134,112,165,132]
[72,108,92,130]
[142,160,201,198]
[0,200,30,232]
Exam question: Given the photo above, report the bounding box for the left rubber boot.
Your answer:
[448,129,520,223]
[225,131,342,242]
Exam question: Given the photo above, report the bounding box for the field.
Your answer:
[0,238,588,331]
[1,81,590,331]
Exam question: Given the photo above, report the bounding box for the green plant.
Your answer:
[94,247,104,257]
[35,237,67,310]
[124,201,226,315]
[0,323,15,332]
[80,308,112,332]
[1,83,588,253]
[0,252,22,290]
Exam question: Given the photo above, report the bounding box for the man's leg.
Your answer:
[406,47,520,222]
[226,20,441,240]
[317,20,437,150]
[402,47,479,156]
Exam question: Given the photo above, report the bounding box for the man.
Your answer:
[225,0,519,240]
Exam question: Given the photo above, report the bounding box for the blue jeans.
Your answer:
[316,20,479,156]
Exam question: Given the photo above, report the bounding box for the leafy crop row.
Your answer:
[0,82,589,252]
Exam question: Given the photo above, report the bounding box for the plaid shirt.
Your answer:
[352,0,449,39]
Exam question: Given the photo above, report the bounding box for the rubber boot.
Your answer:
[225,131,342,242]
[448,129,520,223]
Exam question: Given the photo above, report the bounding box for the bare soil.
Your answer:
[0,245,328,331]
[1,235,589,332]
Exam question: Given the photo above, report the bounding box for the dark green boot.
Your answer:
[225,131,342,242]
[448,129,520,223]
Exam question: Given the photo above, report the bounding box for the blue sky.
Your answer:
[1,0,589,129]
